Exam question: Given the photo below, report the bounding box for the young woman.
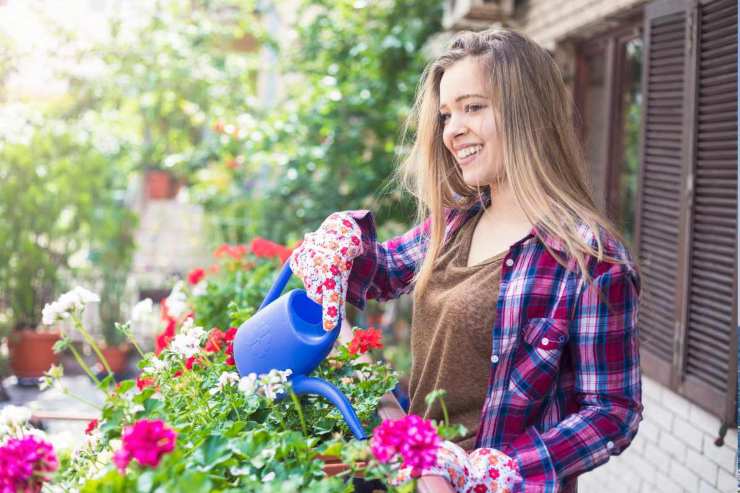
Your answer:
[290,28,642,492]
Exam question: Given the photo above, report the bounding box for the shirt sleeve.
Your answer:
[343,209,432,310]
[502,261,643,492]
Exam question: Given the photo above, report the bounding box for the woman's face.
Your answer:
[439,56,503,188]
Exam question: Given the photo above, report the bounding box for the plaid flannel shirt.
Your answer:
[345,199,642,493]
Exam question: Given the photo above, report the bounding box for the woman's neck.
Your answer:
[483,181,531,227]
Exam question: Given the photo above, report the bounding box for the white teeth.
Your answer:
[457,145,482,159]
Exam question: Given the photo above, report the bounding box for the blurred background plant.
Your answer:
[0,0,436,386]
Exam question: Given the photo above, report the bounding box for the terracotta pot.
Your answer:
[8,330,61,379]
[145,170,178,199]
[100,345,130,374]
[317,455,367,477]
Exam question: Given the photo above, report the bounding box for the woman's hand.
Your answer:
[289,212,364,331]
[392,441,521,492]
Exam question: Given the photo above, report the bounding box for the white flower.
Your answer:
[191,281,207,297]
[169,333,200,359]
[165,282,188,319]
[180,318,206,341]
[143,357,167,375]
[238,373,258,395]
[42,286,100,325]
[131,298,153,323]
[258,369,292,400]
[262,471,276,482]
[168,319,206,358]
[0,405,31,430]
[210,371,240,395]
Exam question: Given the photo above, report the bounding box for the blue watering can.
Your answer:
[232,261,368,440]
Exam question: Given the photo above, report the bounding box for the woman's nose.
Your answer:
[446,114,468,139]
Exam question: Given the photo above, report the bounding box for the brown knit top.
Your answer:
[408,208,505,451]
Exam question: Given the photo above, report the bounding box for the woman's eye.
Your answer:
[465,104,484,113]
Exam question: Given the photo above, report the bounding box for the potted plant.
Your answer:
[144,167,179,200]
[0,111,134,382]
[90,205,138,375]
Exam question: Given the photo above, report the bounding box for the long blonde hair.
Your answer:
[396,28,634,296]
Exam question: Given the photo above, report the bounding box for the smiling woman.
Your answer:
[290,28,642,493]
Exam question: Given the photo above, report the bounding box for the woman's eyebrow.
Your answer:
[439,93,487,110]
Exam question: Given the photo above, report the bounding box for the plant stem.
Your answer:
[128,335,146,359]
[73,314,113,377]
[62,387,102,410]
[440,398,449,427]
[67,342,101,386]
[289,390,308,436]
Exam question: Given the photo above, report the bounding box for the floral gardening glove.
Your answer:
[289,212,364,331]
[392,440,522,493]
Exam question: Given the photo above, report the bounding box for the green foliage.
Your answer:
[55,260,398,491]
[190,0,443,244]
[0,110,134,333]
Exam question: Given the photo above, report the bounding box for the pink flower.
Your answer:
[114,419,177,473]
[0,435,58,493]
[370,415,440,478]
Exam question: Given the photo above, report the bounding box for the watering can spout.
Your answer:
[291,375,368,440]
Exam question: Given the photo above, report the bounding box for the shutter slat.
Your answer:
[700,17,737,39]
[702,0,736,16]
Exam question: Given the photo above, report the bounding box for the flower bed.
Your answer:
[2,238,458,492]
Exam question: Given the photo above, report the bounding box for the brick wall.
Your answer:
[578,376,737,493]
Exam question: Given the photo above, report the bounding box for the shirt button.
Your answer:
[606,441,614,451]
[491,354,499,363]
[541,337,549,346]
[505,258,514,267]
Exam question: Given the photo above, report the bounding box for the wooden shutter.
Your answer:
[639,0,738,423]
[636,0,694,387]
[680,0,737,420]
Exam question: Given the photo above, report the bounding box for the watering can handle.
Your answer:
[258,261,294,312]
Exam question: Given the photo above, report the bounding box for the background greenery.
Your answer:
[0,0,440,352]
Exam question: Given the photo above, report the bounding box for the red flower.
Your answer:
[342,219,353,228]
[327,306,338,318]
[324,278,336,290]
[224,327,237,341]
[184,356,204,370]
[155,332,173,355]
[173,370,183,378]
[250,237,293,263]
[136,376,155,391]
[214,243,248,259]
[85,419,98,435]
[205,328,226,353]
[473,485,487,493]
[488,467,500,479]
[348,328,384,355]
[350,236,360,246]
[330,265,340,276]
[163,317,176,337]
[222,327,238,366]
[187,268,205,286]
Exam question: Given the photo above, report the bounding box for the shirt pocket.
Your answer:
[507,317,570,402]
